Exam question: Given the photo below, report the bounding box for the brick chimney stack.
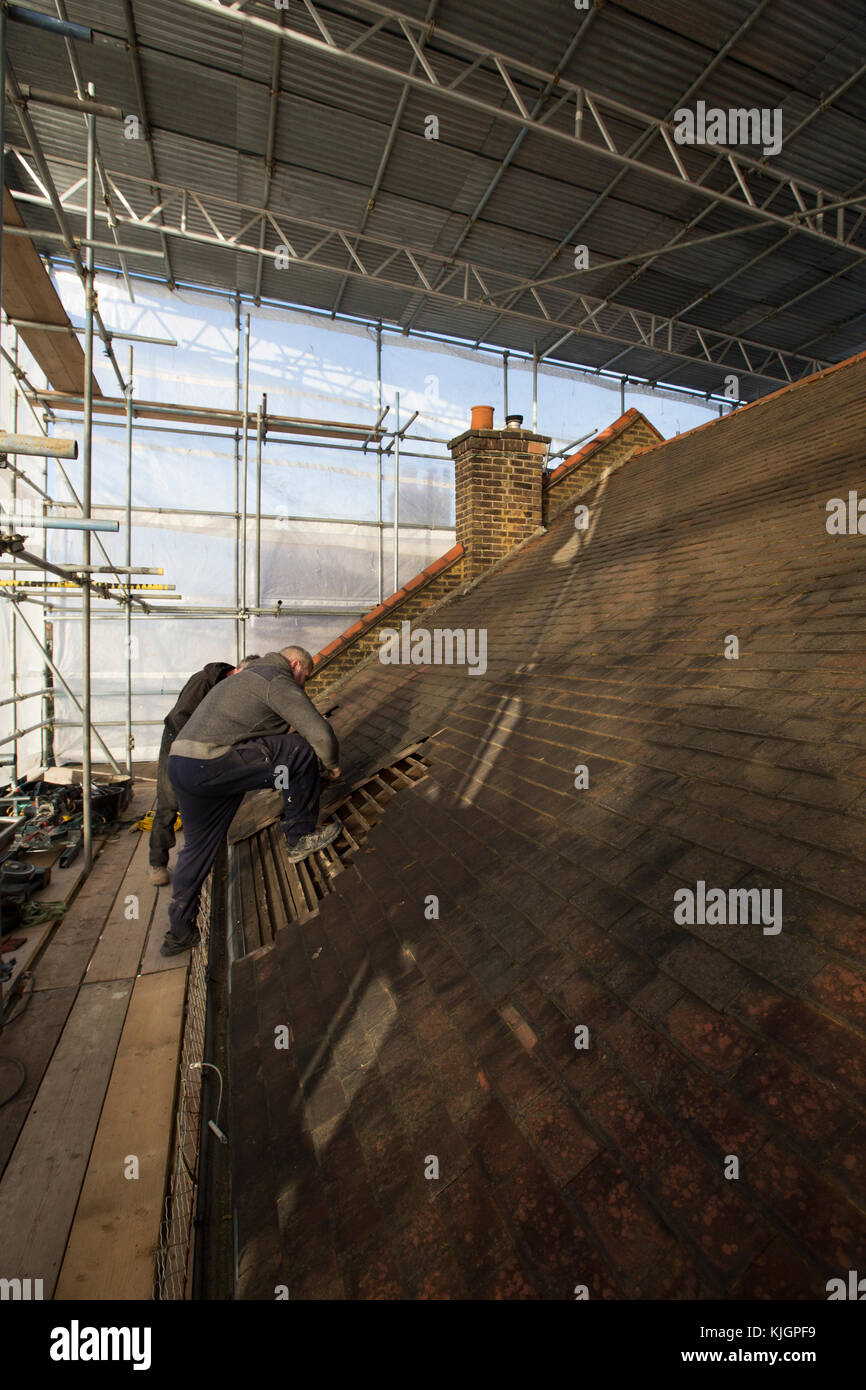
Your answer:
[448,420,551,580]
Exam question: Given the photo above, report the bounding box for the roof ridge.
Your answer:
[545,408,664,487]
[312,542,465,670]
[629,346,866,460]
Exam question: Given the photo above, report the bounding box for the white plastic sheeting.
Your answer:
[1,270,726,767]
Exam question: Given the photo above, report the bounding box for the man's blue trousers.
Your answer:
[167,732,320,939]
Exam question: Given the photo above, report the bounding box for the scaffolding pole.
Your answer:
[0,432,77,457]
[240,312,250,656]
[393,390,400,595]
[1,455,55,504]
[4,59,127,394]
[0,341,54,434]
[42,410,50,768]
[0,3,5,292]
[49,501,452,533]
[1,543,117,583]
[0,564,164,574]
[233,294,241,663]
[82,97,96,869]
[2,596,123,773]
[377,323,383,605]
[125,346,134,774]
[10,326,19,781]
[48,411,447,459]
[532,348,538,432]
[255,396,263,610]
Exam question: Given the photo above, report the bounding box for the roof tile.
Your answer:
[231,350,866,1300]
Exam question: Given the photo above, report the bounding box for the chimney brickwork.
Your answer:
[449,426,551,581]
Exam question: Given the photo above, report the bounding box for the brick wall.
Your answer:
[449,426,551,581]
[307,412,662,701]
[307,547,466,700]
[543,409,663,522]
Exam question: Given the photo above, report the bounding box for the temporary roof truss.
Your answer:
[8,150,831,388]
[4,0,866,397]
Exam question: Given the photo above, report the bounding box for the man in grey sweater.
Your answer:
[149,655,262,885]
[162,645,341,955]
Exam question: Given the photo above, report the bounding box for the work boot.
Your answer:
[160,926,197,956]
[149,864,170,886]
[285,821,341,862]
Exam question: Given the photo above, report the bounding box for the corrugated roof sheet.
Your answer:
[4,0,866,400]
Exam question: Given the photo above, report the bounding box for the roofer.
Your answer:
[161,646,341,956]
[148,655,262,886]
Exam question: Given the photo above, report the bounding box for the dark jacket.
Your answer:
[164,662,234,740]
[169,651,339,770]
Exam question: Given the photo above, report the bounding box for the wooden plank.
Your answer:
[29,828,141,992]
[249,836,274,948]
[138,879,190,977]
[3,186,102,396]
[386,762,415,788]
[37,391,375,440]
[403,756,430,778]
[268,828,308,922]
[295,858,318,916]
[246,839,266,953]
[354,786,384,819]
[306,851,329,899]
[0,986,77,1178]
[340,805,368,836]
[386,739,426,762]
[336,818,360,854]
[137,825,190,975]
[287,860,315,923]
[86,830,159,982]
[259,831,290,938]
[54,969,187,1301]
[23,782,154,992]
[321,756,411,819]
[369,775,396,804]
[0,979,133,1295]
[321,843,344,881]
[227,787,282,844]
[236,841,261,955]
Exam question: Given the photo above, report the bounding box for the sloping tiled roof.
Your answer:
[545,409,664,487]
[230,350,866,1300]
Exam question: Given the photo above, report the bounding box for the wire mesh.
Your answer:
[153,873,213,1300]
